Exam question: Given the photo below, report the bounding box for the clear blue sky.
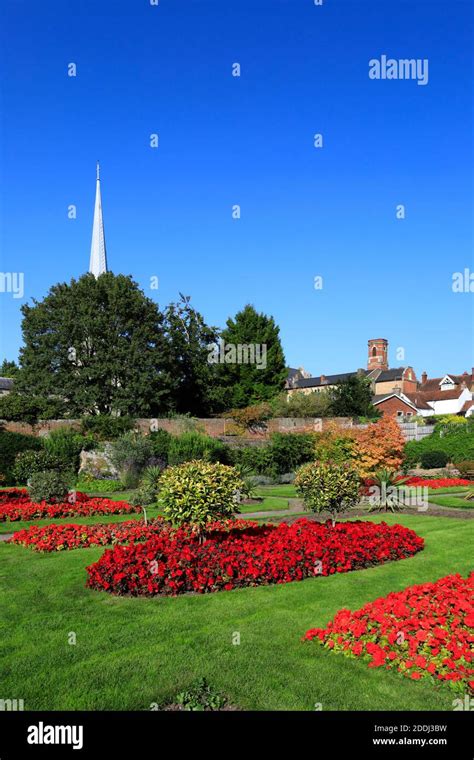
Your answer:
[0,0,472,378]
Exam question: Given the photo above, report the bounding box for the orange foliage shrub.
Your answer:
[352,417,405,478]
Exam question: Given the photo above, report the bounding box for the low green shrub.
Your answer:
[0,429,42,484]
[28,471,72,504]
[268,432,315,472]
[80,415,135,441]
[404,430,474,466]
[148,428,172,464]
[167,431,229,467]
[75,478,124,493]
[231,445,278,478]
[420,450,449,469]
[160,460,244,529]
[108,432,154,488]
[13,449,64,485]
[43,427,94,473]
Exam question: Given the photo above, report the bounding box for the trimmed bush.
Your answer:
[420,450,449,469]
[0,430,42,485]
[295,460,360,525]
[28,471,71,504]
[167,431,229,466]
[159,460,244,529]
[12,450,64,485]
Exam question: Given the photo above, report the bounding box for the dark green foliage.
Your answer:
[43,428,94,473]
[12,450,64,485]
[420,450,449,469]
[28,471,71,504]
[329,375,380,419]
[148,428,172,464]
[80,415,135,440]
[108,432,154,488]
[17,273,171,417]
[0,430,42,484]
[266,432,315,472]
[167,431,229,466]
[216,304,287,408]
[404,430,474,467]
[0,392,69,425]
[0,359,20,378]
[230,445,278,478]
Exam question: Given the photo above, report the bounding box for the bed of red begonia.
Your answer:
[85,518,424,596]
[304,573,474,694]
[8,518,166,552]
[403,477,471,489]
[0,489,141,522]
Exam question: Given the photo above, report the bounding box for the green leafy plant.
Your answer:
[420,450,449,469]
[43,427,94,473]
[148,428,172,464]
[366,469,410,512]
[0,429,42,485]
[294,460,360,525]
[167,431,229,466]
[28,471,72,504]
[12,449,64,485]
[173,678,228,711]
[108,432,154,488]
[80,415,135,441]
[159,460,244,530]
[74,478,124,493]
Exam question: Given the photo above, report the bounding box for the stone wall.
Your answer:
[1,416,355,439]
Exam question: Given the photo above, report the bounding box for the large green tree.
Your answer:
[17,273,172,416]
[163,294,221,415]
[329,374,380,419]
[0,359,20,378]
[215,305,287,408]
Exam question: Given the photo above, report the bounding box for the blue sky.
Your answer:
[0,0,472,378]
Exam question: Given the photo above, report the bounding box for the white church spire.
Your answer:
[89,161,108,277]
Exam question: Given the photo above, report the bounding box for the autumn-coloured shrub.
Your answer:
[353,417,405,478]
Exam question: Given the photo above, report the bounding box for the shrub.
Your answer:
[313,426,357,465]
[267,432,315,472]
[80,415,135,441]
[353,417,406,478]
[43,427,94,473]
[271,390,332,418]
[230,445,278,479]
[167,431,229,467]
[159,460,244,529]
[456,461,474,479]
[420,450,449,469]
[108,432,154,488]
[225,403,272,432]
[404,429,474,466]
[12,449,64,485]
[148,428,172,464]
[295,460,360,525]
[0,430,42,484]
[74,478,124,493]
[28,471,72,504]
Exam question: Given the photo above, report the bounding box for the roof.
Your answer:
[290,370,367,390]
[404,393,433,410]
[417,388,466,402]
[460,400,474,413]
[372,393,417,411]
[0,377,13,391]
[375,367,408,382]
[419,373,472,392]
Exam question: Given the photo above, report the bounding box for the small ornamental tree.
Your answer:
[294,461,360,525]
[353,416,406,478]
[159,460,244,532]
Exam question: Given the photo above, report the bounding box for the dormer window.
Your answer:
[439,375,456,391]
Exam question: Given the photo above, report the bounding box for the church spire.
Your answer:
[89,161,108,277]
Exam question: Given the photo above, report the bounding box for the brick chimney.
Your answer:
[421,371,427,385]
[320,374,327,384]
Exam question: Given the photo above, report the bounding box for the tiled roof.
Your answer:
[372,393,417,410]
[404,393,433,410]
[420,373,472,392]
[290,370,367,390]
[0,377,13,391]
[376,367,407,382]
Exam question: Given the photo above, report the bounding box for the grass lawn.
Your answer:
[428,495,474,510]
[256,484,296,498]
[0,513,472,711]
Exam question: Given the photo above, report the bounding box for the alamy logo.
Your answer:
[369,55,429,86]
[27,722,83,750]
[0,272,24,299]
[207,340,267,369]
[0,698,24,711]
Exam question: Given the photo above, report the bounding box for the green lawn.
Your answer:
[256,484,297,498]
[0,513,472,711]
[428,495,474,510]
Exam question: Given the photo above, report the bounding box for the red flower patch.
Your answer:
[8,518,166,552]
[0,491,141,522]
[86,519,424,597]
[304,573,474,694]
[403,478,471,490]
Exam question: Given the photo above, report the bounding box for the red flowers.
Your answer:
[86,519,424,597]
[9,518,166,552]
[0,490,141,522]
[304,573,474,694]
[402,478,470,489]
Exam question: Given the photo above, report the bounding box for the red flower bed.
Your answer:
[8,518,166,552]
[403,477,471,489]
[304,573,474,694]
[86,519,424,597]
[0,491,140,522]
